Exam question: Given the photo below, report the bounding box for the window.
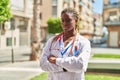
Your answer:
[11,0,24,11]
[6,37,16,46]
[52,0,57,5]
[6,37,12,46]
[40,13,42,19]
[110,0,118,4]
[52,6,57,17]
[109,11,117,16]
[17,19,28,32]
[10,18,15,30]
[52,0,57,17]
[109,11,118,21]
[79,0,82,2]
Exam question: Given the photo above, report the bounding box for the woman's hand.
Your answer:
[48,55,56,64]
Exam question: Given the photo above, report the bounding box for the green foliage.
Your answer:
[86,74,120,80]
[93,54,120,59]
[47,17,63,34]
[30,72,120,80]
[30,72,48,80]
[0,0,12,23]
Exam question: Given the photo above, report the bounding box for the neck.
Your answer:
[63,29,77,41]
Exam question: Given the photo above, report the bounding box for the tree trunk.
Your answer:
[30,0,41,61]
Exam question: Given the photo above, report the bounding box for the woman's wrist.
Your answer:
[48,55,56,64]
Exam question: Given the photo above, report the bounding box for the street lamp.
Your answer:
[5,21,14,63]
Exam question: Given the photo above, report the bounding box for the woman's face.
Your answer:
[61,13,77,32]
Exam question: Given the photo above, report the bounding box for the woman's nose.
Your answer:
[62,19,70,24]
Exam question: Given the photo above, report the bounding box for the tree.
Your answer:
[30,0,41,60]
[0,0,12,23]
[47,18,62,34]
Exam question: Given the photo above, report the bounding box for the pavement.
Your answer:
[0,46,44,80]
[0,48,120,80]
[0,61,44,80]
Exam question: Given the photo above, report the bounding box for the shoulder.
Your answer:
[46,36,55,43]
[45,32,63,44]
[46,33,60,44]
[77,33,90,43]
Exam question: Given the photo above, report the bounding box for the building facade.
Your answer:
[103,0,120,47]
[78,0,94,39]
[93,13,103,36]
[40,0,94,40]
[0,0,32,52]
[0,0,96,51]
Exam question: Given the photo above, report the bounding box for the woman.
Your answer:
[40,8,91,80]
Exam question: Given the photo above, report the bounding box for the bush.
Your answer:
[47,17,63,34]
[0,0,12,23]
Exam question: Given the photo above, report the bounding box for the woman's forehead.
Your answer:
[61,13,74,18]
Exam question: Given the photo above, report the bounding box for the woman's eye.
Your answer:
[66,19,71,22]
[61,19,71,23]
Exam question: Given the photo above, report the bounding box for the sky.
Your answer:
[93,0,119,14]
[93,0,103,14]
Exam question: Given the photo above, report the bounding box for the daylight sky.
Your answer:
[93,0,118,14]
[93,0,103,14]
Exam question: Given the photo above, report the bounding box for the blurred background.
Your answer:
[0,0,120,61]
[0,0,120,80]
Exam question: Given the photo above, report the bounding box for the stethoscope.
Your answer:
[49,33,80,57]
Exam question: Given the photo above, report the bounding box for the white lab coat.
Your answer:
[40,33,91,80]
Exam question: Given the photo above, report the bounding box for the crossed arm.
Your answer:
[40,38,91,72]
